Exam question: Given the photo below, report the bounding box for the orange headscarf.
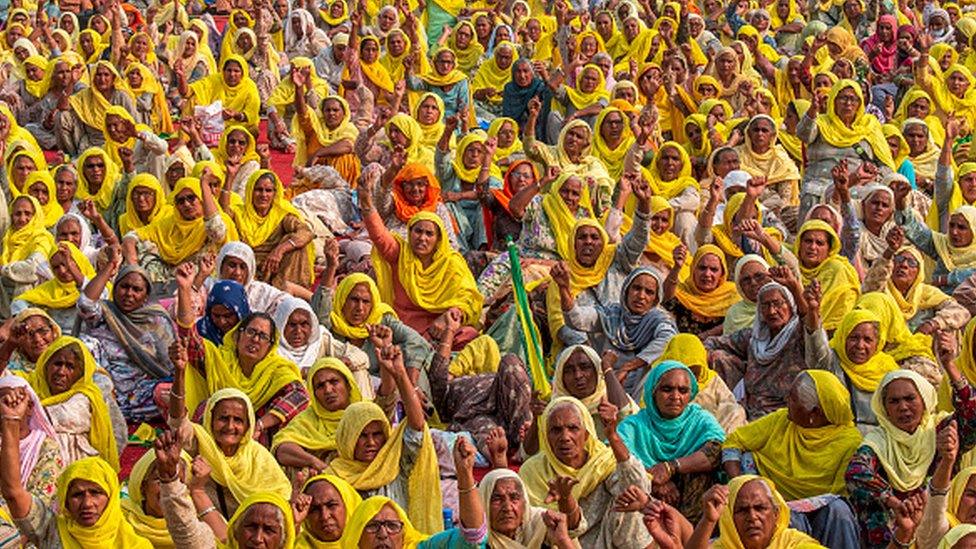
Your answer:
[484,159,538,249]
[391,163,441,223]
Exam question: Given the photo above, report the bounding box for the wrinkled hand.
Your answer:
[545,476,579,505]
[323,238,340,268]
[152,429,183,482]
[453,435,476,474]
[614,485,651,512]
[188,455,212,492]
[551,261,571,289]
[597,397,619,432]
[803,280,822,313]
[701,484,729,523]
[936,329,958,366]
[937,418,959,462]
[366,323,394,349]
[672,245,688,269]
[174,262,197,289]
[886,226,905,251]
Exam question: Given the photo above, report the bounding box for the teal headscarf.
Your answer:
[616,360,726,467]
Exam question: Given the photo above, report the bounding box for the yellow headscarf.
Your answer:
[74,147,121,211]
[683,114,712,159]
[642,141,701,199]
[723,371,861,501]
[948,467,976,527]
[371,212,484,325]
[78,28,109,64]
[18,243,96,310]
[329,273,397,340]
[296,474,362,548]
[380,29,427,86]
[101,105,154,169]
[931,64,976,130]
[1,195,55,263]
[55,457,151,548]
[291,90,351,166]
[6,147,48,196]
[271,358,363,454]
[884,246,949,320]
[934,205,976,270]
[541,174,597,260]
[829,309,899,392]
[551,344,607,415]
[472,41,517,105]
[856,291,937,363]
[414,93,451,151]
[737,115,801,187]
[711,475,824,548]
[958,316,976,385]
[882,123,909,167]
[357,36,395,94]
[487,117,521,174]
[28,337,119,470]
[122,450,191,548]
[644,196,688,276]
[189,55,261,131]
[68,60,129,132]
[447,20,484,73]
[451,131,487,183]
[268,57,331,113]
[320,0,349,25]
[419,47,468,87]
[674,244,742,318]
[385,114,434,166]
[0,103,40,152]
[710,193,781,262]
[794,220,861,331]
[519,397,616,507]
[219,9,255,62]
[929,163,976,231]
[133,177,233,265]
[814,80,896,169]
[223,492,296,549]
[864,369,951,492]
[21,172,63,229]
[592,106,635,181]
[324,401,443,534]
[118,173,171,235]
[22,55,52,99]
[214,125,261,167]
[189,389,292,503]
[343,496,429,546]
[565,64,609,110]
[122,62,174,134]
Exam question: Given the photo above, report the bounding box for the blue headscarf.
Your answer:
[616,361,726,467]
[486,24,514,55]
[502,59,552,142]
[196,280,250,345]
[597,267,676,352]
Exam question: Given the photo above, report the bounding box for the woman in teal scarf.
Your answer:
[617,360,726,523]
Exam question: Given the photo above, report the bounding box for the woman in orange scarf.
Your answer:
[374,162,459,249]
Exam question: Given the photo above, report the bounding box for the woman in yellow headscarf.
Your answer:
[1,195,54,267]
[411,47,472,126]
[525,119,613,215]
[472,40,517,118]
[122,62,174,135]
[15,243,97,323]
[66,61,136,153]
[117,173,171,236]
[641,196,689,280]
[121,450,191,548]
[223,492,296,548]
[343,496,430,548]
[413,92,451,152]
[918,62,976,130]
[293,474,361,547]
[167,30,212,84]
[100,105,157,171]
[5,146,46,198]
[907,205,976,286]
[735,115,801,209]
[658,333,745,433]
[0,102,40,154]
[794,219,860,331]
[292,93,360,186]
[271,358,362,473]
[385,113,435,167]
[893,89,946,145]
[682,114,712,163]
[610,15,654,72]
[25,336,120,468]
[666,244,741,335]
[267,58,331,153]
[230,170,314,287]
[355,35,395,104]
[185,55,261,135]
[855,292,941,383]
[220,9,255,62]
[74,147,121,212]
[554,64,609,125]
[863,245,959,334]
[21,172,63,229]
[448,20,484,73]
[78,28,108,64]
[707,192,784,266]
[592,106,635,181]
[823,309,898,426]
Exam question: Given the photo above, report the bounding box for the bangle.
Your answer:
[158,470,180,484]
[170,388,184,400]
[0,416,21,421]
[458,485,476,494]
[930,480,949,497]
[672,459,681,474]
[196,506,217,520]
[891,534,914,549]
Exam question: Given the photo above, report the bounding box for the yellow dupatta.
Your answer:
[710,193,781,262]
[189,55,261,130]
[118,173,172,235]
[794,220,860,331]
[487,117,521,177]
[931,64,976,129]
[564,64,609,111]
[447,21,484,73]
[471,41,517,105]
[902,118,942,182]
[329,273,396,340]
[592,106,635,181]
[642,141,701,199]
[223,493,296,549]
[1,195,54,263]
[5,147,48,197]
[519,397,616,507]
[78,28,108,64]
[323,401,443,534]
[829,309,899,392]
[855,292,936,364]
[947,467,976,527]
[683,114,712,159]
[122,450,191,548]
[292,94,358,169]
[551,344,607,415]
[386,114,434,166]
[542,173,596,260]
[419,47,468,87]
[0,103,40,153]
[864,370,951,492]
[18,243,95,310]
[74,147,121,211]
[69,60,130,132]
[674,244,741,318]
[371,212,484,325]
[219,9,254,62]
[656,333,716,388]
[712,476,824,548]
[55,457,151,548]
[296,474,362,548]
[268,57,331,113]
[415,93,451,151]
[894,89,946,145]
[28,337,119,470]
[22,172,63,228]
[358,36,395,94]
[344,496,430,545]
[133,177,232,264]
[122,62,174,134]
[882,124,909,168]
[451,131,487,183]
[22,55,51,99]
[723,371,861,500]
[929,163,976,231]
[814,80,896,169]
[190,389,292,503]
[101,105,154,168]
[381,29,428,86]
[934,205,976,270]
[271,358,362,454]
[737,115,801,188]
[885,246,949,320]
[644,196,688,276]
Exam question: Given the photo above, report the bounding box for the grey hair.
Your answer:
[237,503,284,535]
[792,372,819,412]
[741,478,779,517]
[550,400,582,421]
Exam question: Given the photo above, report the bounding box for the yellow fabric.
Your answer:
[737,117,800,186]
[643,196,687,276]
[794,220,861,331]
[519,397,616,507]
[448,334,500,377]
[656,332,716,389]
[386,114,434,166]
[564,64,609,111]
[329,273,396,340]
[22,172,63,228]
[552,344,606,415]
[674,244,741,318]
[856,292,937,363]
[415,93,452,151]
[472,41,517,105]
[219,10,254,63]
[271,358,363,453]
[894,89,946,145]
[592,106,636,181]
[268,57,330,111]
[683,114,712,159]
[357,36,395,94]
[723,371,861,500]
[118,174,171,235]
[134,177,232,265]
[380,29,428,86]
[102,105,153,169]
[712,475,825,549]
[28,337,118,470]
[74,147,120,211]
[931,64,976,130]
[958,316,976,385]
[22,55,51,98]
[642,141,700,199]
[1,195,54,264]
[18,243,96,310]
[295,474,361,548]
[864,370,951,492]
[222,492,296,549]
[542,173,595,260]
[883,124,909,168]
[292,92,358,169]
[372,212,484,326]
[830,309,899,392]
[886,246,949,320]
[69,61,129,132]
[122,450,191,548]
[947,467,976,527]
[814,79,896,169]
[5,147,47,196]
[343,496,429,547]
[0,103,40,153]
[191,388,292,503]
[451,131,487,183]
[189,55,261,130]
[934,205,976,270]
[122,62,173,134]
[929,162,976,231]
[55,457,151,548]
[710,193,780,262]
[420,47,468,87]
[324,401,443,534]
[447,21,484,73]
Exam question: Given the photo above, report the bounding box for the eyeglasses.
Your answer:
[363,520,404,534]
[174,194,198,206]
[242,326,272,343]
[894,255,920,268]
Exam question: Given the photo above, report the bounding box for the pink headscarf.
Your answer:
[861,15,899,74]
[0,375,59,487]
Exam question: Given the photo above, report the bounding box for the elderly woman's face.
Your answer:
[312,367,350,412]
[508,163,535,192]
[950,213,975,247]
[600,112,625,144]
[863,191,894,228]
[417,97,440,125]
[903,124,929,156]
[46,346,83,395]
[513,61,534,87]
[19,315,56,360]
[595,13,613,36]
[250,176,277,214]
[361,39,380,63]
[526,19,542,41]
[693,253,724,293]
[496,46,515,70]
[175,188,203,221]
[737,261,770,302]
[623,18,639,40]
[377,8,397,30]
[614,86,637,104]
[625,274,659,314]
[56,218,82,249]
[236,32,254,53]
[546,405,588,467]
[354,419,388,462]
[562,126,590,159]
[496,26,512,42]
[342,283,373,326]
[358,504,404,548]
[733,480,779,548]
[845,322,879,365]
[236,503,284,548]
[833,87,861,122]
[462,141,486,169]
[220,256,250,285]
[573,226,604,268]
[883,378,925,433]
[799,229,831,268]
[891,252,920,292]
[558,177,583,211]
[305,480,347,542]
[489,478,526,537]
[759,287,792,333]
[962,173,976,204]
[10,196,34,230]
[455,24,473,47]
[284,309,313,348]
[409,220,440,259]
[211,397,249,453]
[65,479,109,527]
[955,475,976,524]
[747,119,775,152]
[657,146,684,180]
[434,51,455,75]
[387,32,406,56]
[561,348,598,398]
[115,271,149,314]
[950,71,972,97]
[580,36,598,57]
[653,369,692,419]
[13,155,37,188]
[236,317,274,365]
[649,209,671,235]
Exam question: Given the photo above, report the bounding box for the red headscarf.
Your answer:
[483,159,538,249]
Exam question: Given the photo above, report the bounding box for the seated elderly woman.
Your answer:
[11,242,104,332]
[192,242,289,318]
[226,170,316,289]
[172,264,308,442]
[291,473,361,547]
[793,219,861,332]
[168,384,291,519]
[658,334,746,433]
[2,455,153,547]
[895,188,976,293]
[707,270,826,421]
[686,476,827,549]
[856,291,946,387]
[436,127,499,253]
[617,360,726,523]
[723,254,771,335]
[723,370,862,547]
[557,266,678,396]
[272,296,370,380]
[479,469,584,548]
[846,363,976,548]
[58,60,138,155]
[361,177,484,348]
[519,396,654,547]
[122,177,233,284]
[194,280,251,348]
[368,161,460,250]
[0,196,55,298]
[916,446,976,545]
[856,184,899,268]
[271,358,363,474]
[0,309,61,375]
[78,260,175,423]
[662,244,742,337]
[25,336,126,467]
[323,345,443,534]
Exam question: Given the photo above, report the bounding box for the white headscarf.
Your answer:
[214,241,287,315]
[272,296,326,371]
[478,469,549,549]
[749,282,800,365]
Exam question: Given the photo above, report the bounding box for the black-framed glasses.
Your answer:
[363,520,404,534]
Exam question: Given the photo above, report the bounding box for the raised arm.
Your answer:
[0,387,33,519]
[376,341,425,431]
